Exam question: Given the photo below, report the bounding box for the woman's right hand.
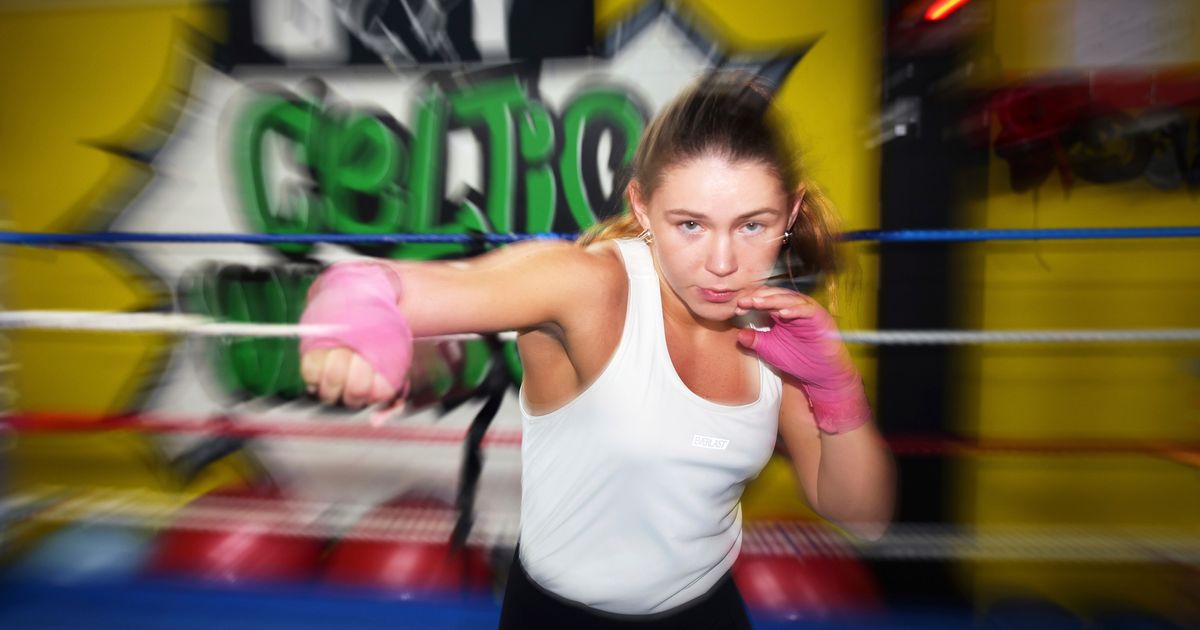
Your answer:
[296,241,619,411]
[298,261,414,412]
[300,346,398,408]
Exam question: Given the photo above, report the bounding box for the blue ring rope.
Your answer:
[0,232,576,245]
[843,226,1200,243]
[0,226,1197,246]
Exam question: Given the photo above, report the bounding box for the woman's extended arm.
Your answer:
[300,240,619,407]
[391,240,611,336]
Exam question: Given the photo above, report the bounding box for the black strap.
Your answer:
[450,335,511,550]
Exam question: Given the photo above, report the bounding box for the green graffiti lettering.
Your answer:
[560,88,644,228]
[233,80,645,251]
[321,110,408,236]
[400,85,462,260]
[502,340,523,383]
[232,94,322,256]
[519,101,555,161]
[224,270,284,395]
[460,340,492,391]
[451,77,527,234]
[523,166,556,233]
[408,86,448,234]
[183,265,312,398]
[520,101,557,232]
[183,267,244,397]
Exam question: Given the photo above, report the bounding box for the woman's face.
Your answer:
[632,155,797,324]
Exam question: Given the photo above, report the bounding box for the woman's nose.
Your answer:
[704,235,738,277]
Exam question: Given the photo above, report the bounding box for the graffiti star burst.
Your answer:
[598,0,816,96]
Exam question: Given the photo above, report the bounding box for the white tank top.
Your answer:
[516,238,783,615]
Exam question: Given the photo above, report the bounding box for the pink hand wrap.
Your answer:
[746,310,871,435]
[299,261,413,392]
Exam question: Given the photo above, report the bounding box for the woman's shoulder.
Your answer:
[497,237,627,300]
[579,239,629,294]
[502,238,628,343]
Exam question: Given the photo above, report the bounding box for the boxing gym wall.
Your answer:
[4,0,1196,624]
[952,0,1200,617]
[0,0,879,554]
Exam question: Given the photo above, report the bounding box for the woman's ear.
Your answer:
[628,181,652,231]
[787,183,808,231]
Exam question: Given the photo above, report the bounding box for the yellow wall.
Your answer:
[0,2,222,413]
[955,0,1200,617]
[0,2,242,509]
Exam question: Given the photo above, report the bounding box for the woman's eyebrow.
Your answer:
[664,208,782,220]
[664,209,706,219]
[737,208,783,220]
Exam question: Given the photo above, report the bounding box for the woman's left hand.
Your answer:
[734,287,872,434]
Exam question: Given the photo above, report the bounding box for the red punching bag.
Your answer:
[149,485,324,584]
[324,498,493,596]
[734,523,882,619]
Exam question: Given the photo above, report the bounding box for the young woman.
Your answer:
[299,73,895,629]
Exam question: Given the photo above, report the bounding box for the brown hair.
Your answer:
[578,72,843,301]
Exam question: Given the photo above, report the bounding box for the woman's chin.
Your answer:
[687,301,740,324]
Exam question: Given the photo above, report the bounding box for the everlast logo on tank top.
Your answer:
[691,435,730,450]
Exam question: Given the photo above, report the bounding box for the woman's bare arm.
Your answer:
[387,240,617,337]
[301,240,622,407]
[778,377,896,540]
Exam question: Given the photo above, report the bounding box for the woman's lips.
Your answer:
[699,288,737,303]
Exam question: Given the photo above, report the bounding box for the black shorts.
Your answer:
[497,547,754,630]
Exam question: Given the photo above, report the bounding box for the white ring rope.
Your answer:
[0,311,336,338]
[838,329,1200,344]
[4,488,1197,564]
[2,310,1199,345]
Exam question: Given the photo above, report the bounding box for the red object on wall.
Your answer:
[984,72,1200,192]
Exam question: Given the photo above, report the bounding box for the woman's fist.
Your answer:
[300,347,398,408]
[298,261,413,409]
[735,288,871,434]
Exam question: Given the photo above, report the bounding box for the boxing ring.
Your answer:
[1,226,1198,629]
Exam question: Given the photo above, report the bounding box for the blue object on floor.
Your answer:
[5,522,153,585]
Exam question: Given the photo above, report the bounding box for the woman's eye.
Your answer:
[680,221,702,232]
[743,222,764,233]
